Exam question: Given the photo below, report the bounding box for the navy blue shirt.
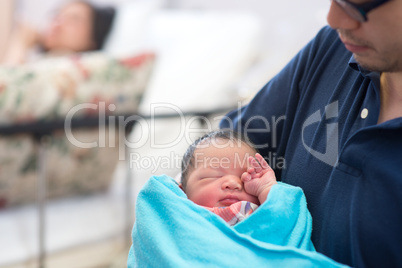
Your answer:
[221,26,402,267]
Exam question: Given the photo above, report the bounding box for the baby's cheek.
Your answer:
[188,191,217,207]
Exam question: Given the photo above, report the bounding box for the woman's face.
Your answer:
[42,1,95,52]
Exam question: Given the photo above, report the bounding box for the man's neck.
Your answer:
[378,72,402,124]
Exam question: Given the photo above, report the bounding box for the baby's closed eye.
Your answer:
[198,171,223,180]
[200,174,222,180]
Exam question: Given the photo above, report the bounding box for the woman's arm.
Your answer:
[2,22,41,65]
[0,0,42,65]
[0,0,15,62]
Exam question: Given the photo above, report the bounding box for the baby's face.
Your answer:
[185,139,259,207]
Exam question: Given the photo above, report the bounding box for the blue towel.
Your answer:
[128,175,348,267]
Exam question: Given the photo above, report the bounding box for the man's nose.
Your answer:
[221,176,242,191]
[327,0,360,30]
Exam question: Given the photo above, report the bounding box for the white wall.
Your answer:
[17,0,330,55]
[169,0,330,56]
[166,0,331,97]
[15,0,132,29]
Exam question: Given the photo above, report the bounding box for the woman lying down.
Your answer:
[127,130,348,267]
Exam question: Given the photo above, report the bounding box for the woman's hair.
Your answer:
[180,129,256,191]
[77,0,116,50]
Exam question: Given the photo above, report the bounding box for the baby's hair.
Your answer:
[180,129,256,191]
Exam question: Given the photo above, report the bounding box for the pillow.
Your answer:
[103,0,165,58]
[137,11,262,114]
[0,51,155,125]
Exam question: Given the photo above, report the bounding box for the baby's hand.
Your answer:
[241,153,277,204]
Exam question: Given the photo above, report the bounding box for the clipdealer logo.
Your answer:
[302,101,339,167]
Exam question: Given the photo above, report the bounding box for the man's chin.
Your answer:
[354,56,396,73]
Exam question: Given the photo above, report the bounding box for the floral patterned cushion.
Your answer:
[0,52,154,124]
[0,52,155,207]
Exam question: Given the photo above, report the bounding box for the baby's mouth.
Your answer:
[219,195,240,206]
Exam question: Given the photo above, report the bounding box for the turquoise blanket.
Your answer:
[128,175,348,267]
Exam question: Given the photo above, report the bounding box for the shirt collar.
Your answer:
[348,55,380,76]
[348,55,381,89]
[348,55,360,71]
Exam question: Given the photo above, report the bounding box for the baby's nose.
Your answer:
[221,176,242,191]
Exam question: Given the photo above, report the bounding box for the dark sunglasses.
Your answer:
[333,0,391,22]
